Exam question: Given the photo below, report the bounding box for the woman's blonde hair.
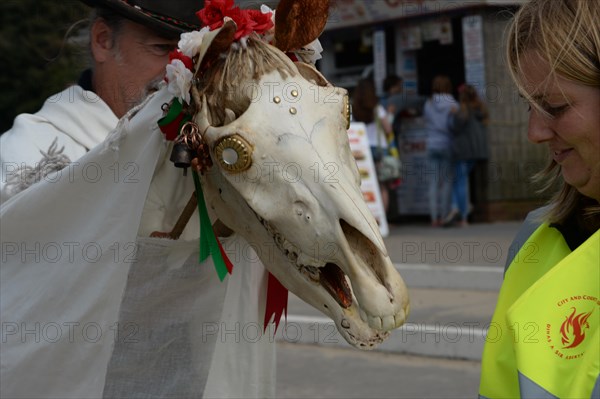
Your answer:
[506,0,600,227]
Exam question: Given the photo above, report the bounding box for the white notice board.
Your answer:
[347,122,389,237]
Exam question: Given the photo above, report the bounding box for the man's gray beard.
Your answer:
[126,76,165,111]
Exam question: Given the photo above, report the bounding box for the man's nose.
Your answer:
[527,109,554,144]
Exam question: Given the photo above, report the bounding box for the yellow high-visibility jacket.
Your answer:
[479,222,599,398]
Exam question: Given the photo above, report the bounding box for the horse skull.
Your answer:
[195,66,409,349]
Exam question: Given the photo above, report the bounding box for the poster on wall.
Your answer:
[396,118,430,215]
[394,51,418,95]
[347,122,390,237]
[373,30,387,97]
[325,0,482,30]
[462,14,486,97]
[438,19,453,45]
[399,25,422,50]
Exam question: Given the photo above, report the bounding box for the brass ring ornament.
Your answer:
[179,121,202,149]
[214,134,253,173]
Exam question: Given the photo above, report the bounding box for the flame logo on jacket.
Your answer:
[560,307,593,349]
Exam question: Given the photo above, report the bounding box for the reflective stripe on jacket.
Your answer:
[479,224,599,398]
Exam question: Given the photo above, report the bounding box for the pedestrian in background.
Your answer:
[423,75,458,227]
[444,84,489,227]
[382,74,403,119]
[479,0,599,397]
[352,78,397,213]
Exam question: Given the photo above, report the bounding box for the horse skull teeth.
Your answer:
[394,313,405,329]
[382,315,395,331]
[359,309,368,324]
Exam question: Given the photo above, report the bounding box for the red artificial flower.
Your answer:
[197,0,234,30]
[169,50,193,70]
[227,8,256,40]
[247,9,274,34]
[196,0,274,40]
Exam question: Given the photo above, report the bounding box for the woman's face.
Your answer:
[520,51,600,201]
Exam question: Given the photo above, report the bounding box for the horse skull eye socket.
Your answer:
[214,135,253,173]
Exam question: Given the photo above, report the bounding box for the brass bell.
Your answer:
[170,142,196,175]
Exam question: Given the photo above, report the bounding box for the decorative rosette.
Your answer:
[197,0,274,41]
[162,0,275,105]
[165,51,194,105]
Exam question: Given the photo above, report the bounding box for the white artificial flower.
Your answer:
[165,59,193,104]
[178,27,210,57]
[260,5,275,43]
[260,4,274,15]
[296,38,324,65]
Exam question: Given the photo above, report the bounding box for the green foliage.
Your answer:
[0,0,90,133]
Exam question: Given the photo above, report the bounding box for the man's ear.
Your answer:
[90,19,115,63]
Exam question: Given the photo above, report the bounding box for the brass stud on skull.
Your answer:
[343,95,351,130]
[214,135,253,173]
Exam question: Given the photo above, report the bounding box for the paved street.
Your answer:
[275,220,522,398]
[384,221,520,267]
[277,343,481,398]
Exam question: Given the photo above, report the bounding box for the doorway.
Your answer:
[416,16,465,97]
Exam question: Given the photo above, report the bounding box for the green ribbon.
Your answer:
[158,98,183,125]
[192,171,230,281]
[157,98,190,141]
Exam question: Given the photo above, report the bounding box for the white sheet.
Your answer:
[1,87,275,398]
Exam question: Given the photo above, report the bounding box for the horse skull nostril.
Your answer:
[340,219,385,283]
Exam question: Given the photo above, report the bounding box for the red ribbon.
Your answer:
[264,272,288,332]
[216,237,234,274]
[157,98,189,141]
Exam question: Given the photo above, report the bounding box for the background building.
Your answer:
[316,0,548,221]
[4,0,547,222]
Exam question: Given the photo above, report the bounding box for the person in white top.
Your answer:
[0,0,197,200]
[0,1,276,398]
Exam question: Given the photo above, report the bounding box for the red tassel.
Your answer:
[286,52,299,62]
[264,272,288,332]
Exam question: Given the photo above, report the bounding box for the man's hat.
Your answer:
[81,0,204,37]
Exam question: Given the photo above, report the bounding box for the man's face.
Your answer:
[104,21,179,117]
